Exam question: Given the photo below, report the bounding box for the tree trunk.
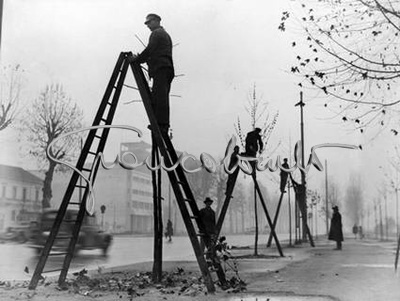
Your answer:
[254,184,258,256]
[151,144,163,283]
[42,161,56,209]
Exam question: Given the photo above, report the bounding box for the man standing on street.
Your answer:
[329,205,344,250]
[198,197,228,288]
[132,13,174,133]
[199,197,217,252]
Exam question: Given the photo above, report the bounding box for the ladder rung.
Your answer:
[94,135,102,139]
[69,202,81,206]
[184,199,193,202]
[190,216,198,219]
[48,252,68,256]
[101,118,107,122]
[88,151,97,155]
[81,167,92,172]
[56,235,73,239]
[75,185,86,189]
[43,268,63,274]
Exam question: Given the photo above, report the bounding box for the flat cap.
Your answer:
[145,13,161,24]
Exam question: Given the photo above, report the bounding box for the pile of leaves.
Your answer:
[62,267,211,298]
[59,239,247,298]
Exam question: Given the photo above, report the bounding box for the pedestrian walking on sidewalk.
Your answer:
[131,13,174,133]
[352,224,358,239]
[329,206,344,250]
[165,219,173,242]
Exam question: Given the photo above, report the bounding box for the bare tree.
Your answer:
[234,84,279,255]
[280,0,400,134]
[186,169,214,203]
[0,64,23,131]
[344,173,364,226]
[21,84,83,209]
[235,84,279,151]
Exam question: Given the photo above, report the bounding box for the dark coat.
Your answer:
[245,130,263,156]
[329,211,344,242]
[199,206,216,235]
[136,26,174,78]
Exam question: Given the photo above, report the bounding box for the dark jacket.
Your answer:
[245,130,263,156]
[199,206,216,235]
[136,26,174,78]
[329,211,344,242]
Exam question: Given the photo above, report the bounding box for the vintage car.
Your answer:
[0,223,32,243]
[28,209,112,255]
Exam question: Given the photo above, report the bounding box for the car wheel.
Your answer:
[102,245,109,256]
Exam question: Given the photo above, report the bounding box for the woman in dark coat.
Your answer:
[329,206,344,250]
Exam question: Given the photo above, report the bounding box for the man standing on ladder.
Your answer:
[280,158,290,193]
[132,13,175,133]
[245,128,263,173]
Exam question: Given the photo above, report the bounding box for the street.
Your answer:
[1,234,400,300]
[0,233,281,282]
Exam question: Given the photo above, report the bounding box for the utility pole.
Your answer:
[288,134,292,246]
[325,160,329,235]
[295,91,307,241]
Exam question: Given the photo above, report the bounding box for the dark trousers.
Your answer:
[280,175,288,193]
[226,169,239,193]
[202,234,227,285]
[151,68,174,128]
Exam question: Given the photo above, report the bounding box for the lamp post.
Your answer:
[295,91,307,241]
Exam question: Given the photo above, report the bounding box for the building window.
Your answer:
[1,185,5,198]
[35,189,39,201]
[22,188,27,201]
[11,210,16,221]
[12,186,17,199]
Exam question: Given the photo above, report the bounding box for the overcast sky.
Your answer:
[1,0,397,213]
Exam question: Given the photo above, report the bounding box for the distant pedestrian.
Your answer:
[165,219,173,242]
[280,158,290,193]
[329,206,344,250]
[352,224,358,239]
[226,145,240,194]
[358,225,364,239]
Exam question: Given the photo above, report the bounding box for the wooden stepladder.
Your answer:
[215,167,284,257]
[29,52,218,292]
[29,53,130,290]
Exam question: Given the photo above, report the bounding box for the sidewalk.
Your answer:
[1,238,398,300]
